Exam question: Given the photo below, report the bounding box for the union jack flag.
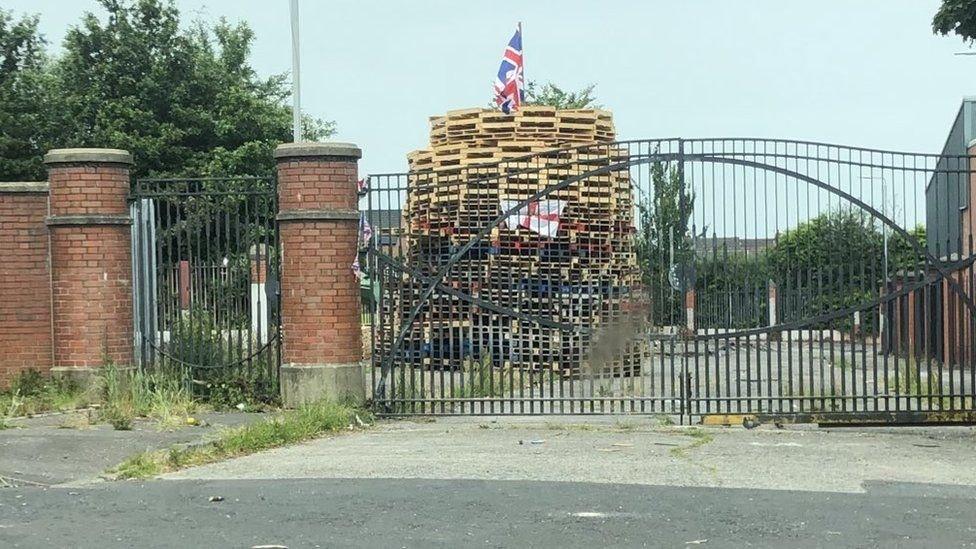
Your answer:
[351,254,363,280]
[493,24,524,114]
[359,213,373,246]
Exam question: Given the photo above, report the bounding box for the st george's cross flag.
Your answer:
[493,24,524,114]
[500,198,567,238]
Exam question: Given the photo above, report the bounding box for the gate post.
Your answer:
[768,279,780,341]
[275,142,364,407]
[44,148,135,387]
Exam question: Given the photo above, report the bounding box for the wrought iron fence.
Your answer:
[130,177,281,402]
[363,138,976,422]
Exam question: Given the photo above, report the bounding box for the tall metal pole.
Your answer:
[290,0,301,142]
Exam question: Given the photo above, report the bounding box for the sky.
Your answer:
[6,0,975,181]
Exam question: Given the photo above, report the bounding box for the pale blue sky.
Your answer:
[7,0,975,179]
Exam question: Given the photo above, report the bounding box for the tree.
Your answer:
[888,224,927,272]
[524,81,601,109]
[52,0,334,178]
[933,0,976,44]
[0,0,334,181]
[635,154,695,323]
[0,10,56,180]
[766,211,886,330]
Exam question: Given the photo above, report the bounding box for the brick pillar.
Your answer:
[44,149,134,386]
[275,142,364,406]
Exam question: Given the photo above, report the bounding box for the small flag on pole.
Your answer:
[352,254,363,280]
[493,23,524,114]
[359,213,373,246]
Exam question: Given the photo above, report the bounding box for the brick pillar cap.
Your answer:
[44,148,133,166]
[275,141,362,160]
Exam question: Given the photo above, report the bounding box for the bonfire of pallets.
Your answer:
[387,106,645,377]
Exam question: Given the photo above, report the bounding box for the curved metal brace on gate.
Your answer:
[376,148,976,395]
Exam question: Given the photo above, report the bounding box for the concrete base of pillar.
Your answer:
[51,365,136,394]
[280,362,366,408]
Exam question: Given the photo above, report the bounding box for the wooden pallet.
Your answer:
[398,107,645,376]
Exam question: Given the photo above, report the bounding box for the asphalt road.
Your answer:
[2,478,975,548]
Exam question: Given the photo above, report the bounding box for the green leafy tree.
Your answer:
[0,10,57,181]
[635,155,695,323]
[0,0,334,181]
[695,253,770,329]
[50,0,334,179]
[933,0,976,43]
[766,211,888,330]
[888,224,927,271]
[524,81,600,109]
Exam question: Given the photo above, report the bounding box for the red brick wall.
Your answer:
[0,185,52,387]
[277,156,362,365]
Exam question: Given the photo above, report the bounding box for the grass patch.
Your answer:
[0,366,198,430]
[543,422,596,432]
[0,370,88,419]
[451,355,514,398]
[451,355,524,400]
[110,399,371,480]
[888,357,951,410]
[669,427,715,458]
[99,364,198,431]
[612,420,641,432]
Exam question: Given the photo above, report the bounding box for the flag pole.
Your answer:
[518,21,524,99]
[290,0,302,142]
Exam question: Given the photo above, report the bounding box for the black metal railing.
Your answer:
[130,177,281,403]
[363,138,976,422]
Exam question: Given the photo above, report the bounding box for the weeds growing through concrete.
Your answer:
[110,399,371,479]
[98,364,198,430]
[452,354,523,401]
[669,427,715,458]
[0,370,87,420]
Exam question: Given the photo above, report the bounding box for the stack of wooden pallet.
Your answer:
[390,106,644,377]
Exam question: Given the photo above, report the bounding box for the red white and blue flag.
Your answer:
[493,24,524,114]
[359,213,373,246]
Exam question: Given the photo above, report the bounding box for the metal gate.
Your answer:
[364,138,976,424]
[130,177,281,400]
